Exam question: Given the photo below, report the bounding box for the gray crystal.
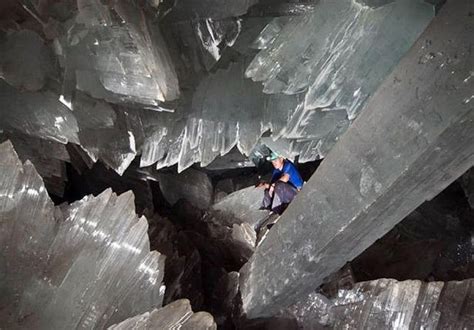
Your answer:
[157,168,213,208]
[181,311,218,330]
[140,59,267,173]
[331,279,474,329]
[263,92,303,140]
[231,222,257,261]
[250,17,289,50]
[191,61,267,160]
[0,141,166,328]
[283,107,349,140]
[200,212,257,265]
[0,0,439,176]
[260,137,295,161]
[139,111,186,169]
[61,0,179,108]
[120,0,433,171]
[108,299,216,329]
[288,292,334,328]
[212,186,269,229]
[240,0,474,317]
[241,0,434,165]
[195,18,242,67]
[0,141,58,324]
[230,17,273,56]
[0,80,79,144]
[0,30,55,91]
[460,167,474,209]
[289,278,474,329]
[171,18,242,73]
[73,93,137,175]
[247,0,434,118]
[1,1,473,328]
[66,142,96,173]
[6,133,70,196]
[205,148,255,171]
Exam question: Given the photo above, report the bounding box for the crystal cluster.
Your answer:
[244,0,434,161]
[0,0,435,178]
[239,0,473,316]
[291,278,474,329]
[61,0,180,107]
[0,141,166,328]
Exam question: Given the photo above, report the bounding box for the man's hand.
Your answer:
[269,183,275,196]
[256,182,270,189]
[279,173,290,183]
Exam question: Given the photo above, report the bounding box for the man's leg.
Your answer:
[256,189,274,232]
[261,188,273,210]
[271,182,297,214]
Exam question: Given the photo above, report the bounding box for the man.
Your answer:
[257,152,304,214]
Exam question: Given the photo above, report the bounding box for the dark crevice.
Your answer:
[351,180,474,283]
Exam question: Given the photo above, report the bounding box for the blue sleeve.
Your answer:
[270,169,281,183]
[282,162,292,176]
[283,161,304,189]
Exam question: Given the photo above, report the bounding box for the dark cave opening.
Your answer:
[351,179,474,283]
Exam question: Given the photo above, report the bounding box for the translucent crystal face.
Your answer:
[0,141,166,328]
[0,0,434,175]
[239,0,473,318]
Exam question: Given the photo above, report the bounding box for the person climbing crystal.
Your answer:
[257,152,304,214]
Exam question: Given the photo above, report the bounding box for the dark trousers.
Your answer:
[262,181,298,214]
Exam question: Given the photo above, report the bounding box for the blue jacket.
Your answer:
[271,160,304,190]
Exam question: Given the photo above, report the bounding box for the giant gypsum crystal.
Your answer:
[109,299,217,329]
[291,278,474,328]
[245,0,434,162]
[62,0,179,108]
[0,141,165,329]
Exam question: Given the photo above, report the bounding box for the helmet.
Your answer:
[266,152,280,161]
